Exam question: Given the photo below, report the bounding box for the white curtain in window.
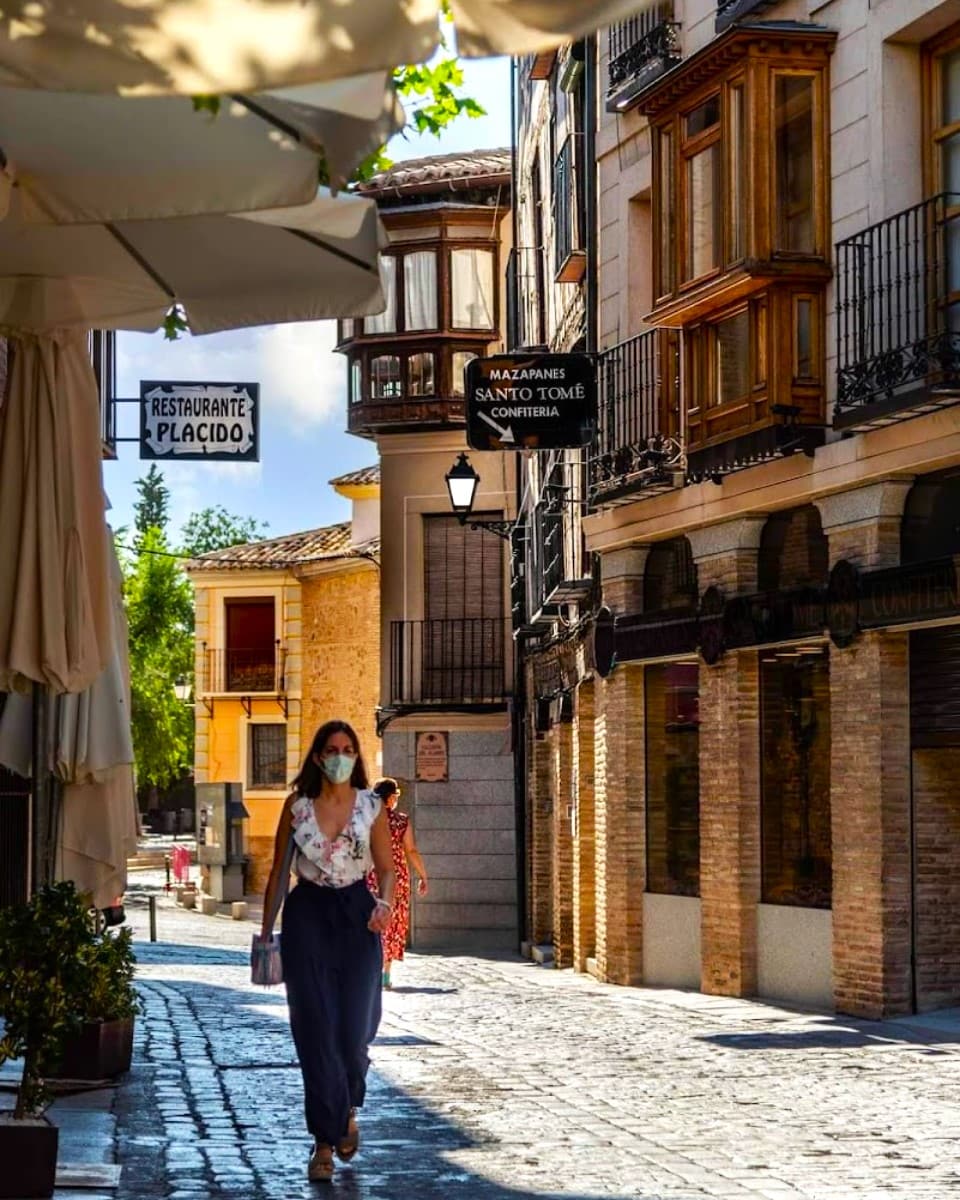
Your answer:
[452,248,494,329]
[365,256,396,333]
[404,251,438,330]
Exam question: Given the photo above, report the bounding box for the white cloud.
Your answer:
[116,320,346,436]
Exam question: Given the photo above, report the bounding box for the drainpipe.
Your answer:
[509,56,528,949]
[584,34,599,358]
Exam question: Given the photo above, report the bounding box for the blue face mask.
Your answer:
[320,753,356,784]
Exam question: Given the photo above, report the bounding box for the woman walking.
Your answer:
[260,720,395,1183]
[368,777,428,989]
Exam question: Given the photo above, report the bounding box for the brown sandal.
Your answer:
[335,1109,360,1162]
[308,1143,335,1182]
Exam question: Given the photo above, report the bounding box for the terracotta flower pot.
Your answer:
[49,1017,134,1081]
[0,1116,58,1198]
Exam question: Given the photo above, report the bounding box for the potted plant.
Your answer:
[50,924,140,1081]
[0,882,98,1199]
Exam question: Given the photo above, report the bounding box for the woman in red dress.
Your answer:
[368,778,428,988]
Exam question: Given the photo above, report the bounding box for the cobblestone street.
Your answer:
[107,882,960,1200]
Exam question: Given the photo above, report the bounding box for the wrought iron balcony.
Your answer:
[200,645,286,694]
[552,133,587,284]
[389,618,508,707]
[835,193,960,430]
[588,329,684,508]
[715,0,777,33]
[606,7,681,113]
[506,246,546,351]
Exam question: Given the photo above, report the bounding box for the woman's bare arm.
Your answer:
[369,808,396,907]
[260,792,296,938]
[403,821,429,895]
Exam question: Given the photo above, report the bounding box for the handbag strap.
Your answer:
[263,829,295,935]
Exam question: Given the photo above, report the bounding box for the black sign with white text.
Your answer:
[140,381,260,462]
[465,353,596,451]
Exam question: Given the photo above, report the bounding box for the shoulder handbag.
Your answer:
[250,829,295,986]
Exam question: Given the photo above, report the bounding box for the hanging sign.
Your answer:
[415,731,449,782]
[139,381,260,462]
[465,353,596,451]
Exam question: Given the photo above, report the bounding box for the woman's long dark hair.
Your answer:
[292,719,369,798]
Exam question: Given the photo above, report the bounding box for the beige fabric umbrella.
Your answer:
[0,0,655,94]
[0,76,403,223]
[0,187,385,335]
[0,328,113,695]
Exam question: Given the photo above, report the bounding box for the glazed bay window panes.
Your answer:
[795,295,815,379]
[645,663,700,897]
[408,352,435,396]
[713,309,750,405]
[728,83,747,263]
[403,250,438,330]
[451,351,477,397]
[249,724,286,790]
[350,359,362,405]
[760,648,831,909]
[370,354,401,399]
[774,75,815,254]
[938,49,960,191]
[683,96,721,282]
[366,255,396,334]
[451,248,495,329]
[657,129,676,296]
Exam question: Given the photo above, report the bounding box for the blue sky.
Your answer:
[106,57,512,542]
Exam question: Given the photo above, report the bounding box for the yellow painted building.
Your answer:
[186,466,380,893]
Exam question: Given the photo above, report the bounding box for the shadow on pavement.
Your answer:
[699,1017,960,1054]
[387,986,458,997]
[123,973,649,1200]
[134,941,250,967]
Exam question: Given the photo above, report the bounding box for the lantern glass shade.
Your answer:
[173,677,192,704]
[445,452,479,519]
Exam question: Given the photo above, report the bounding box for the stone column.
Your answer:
[688,518,766,997]
[594,547,648,985]
[552,717,575,967]
[816,481,913,1018]
[572,679,597,973]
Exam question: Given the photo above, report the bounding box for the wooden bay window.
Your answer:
[640,24,835,461]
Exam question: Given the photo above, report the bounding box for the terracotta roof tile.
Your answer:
[185,523,380,572]
[329,464,380,487]
[356,148,511,199]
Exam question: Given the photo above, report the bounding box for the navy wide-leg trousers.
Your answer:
[280,879,382,1146]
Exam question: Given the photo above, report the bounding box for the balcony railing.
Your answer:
[389,619,507,706]
[552,133,587,283]
[606,6,681,112]
[506,246,546,351]
[715,0,777,32]
[588,329,684,507]
[835,193,960,429]
[200,645,286,694]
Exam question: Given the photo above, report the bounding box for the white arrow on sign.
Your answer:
[478,410,515,444]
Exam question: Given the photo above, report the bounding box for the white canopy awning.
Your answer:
[0,188,386,335]
[0,1,655,95]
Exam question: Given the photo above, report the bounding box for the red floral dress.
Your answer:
[367,807,410,963]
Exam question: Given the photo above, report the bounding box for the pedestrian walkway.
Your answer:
[42,881,960,1199]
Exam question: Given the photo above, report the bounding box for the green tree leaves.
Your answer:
[180,506,268,558]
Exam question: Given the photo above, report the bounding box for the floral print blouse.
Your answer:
[290,789,381,888]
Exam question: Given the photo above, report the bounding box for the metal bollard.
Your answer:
[149,894,157,942]
[164,854,171,893]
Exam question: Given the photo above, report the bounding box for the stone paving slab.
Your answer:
[100,880,960,1199]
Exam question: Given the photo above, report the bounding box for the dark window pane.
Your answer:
[714,309,750,405]
[250,724,287,790]
[775,75,815,254]
[685,95,720,138]
[796,297,814,378]
[646,663,700,897]
[760,648,831,908]
[686,142,721,279]
[408,352,435,396]
[370,355,402,399]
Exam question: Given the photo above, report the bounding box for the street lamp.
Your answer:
[444,452,514,540]
[173,676,193,705]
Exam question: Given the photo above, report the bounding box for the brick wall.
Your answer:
[552,718,575,967]
[830,631,911,1018]
[913,747,960,1011]
[299,565,380,770]
[594,664,645,985]
[572,680,597,971]
[699,649,761,996]
[529,724,554,945]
